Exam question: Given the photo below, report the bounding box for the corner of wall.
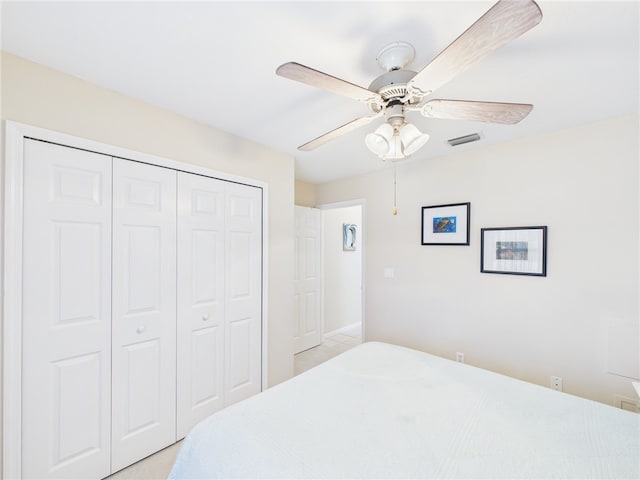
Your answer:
[295,179,317,207]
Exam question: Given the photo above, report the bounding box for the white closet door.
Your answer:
[176,172,225,439]
[225,183,262,405]
[293,206,323,354]
[22,140,112,479]
[111,159,177,472]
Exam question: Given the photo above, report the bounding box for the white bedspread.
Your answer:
[169,342,640,479]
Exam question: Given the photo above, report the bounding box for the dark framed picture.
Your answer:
[481,226,547,276]
[421,202,470,245]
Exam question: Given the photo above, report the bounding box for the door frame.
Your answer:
[1,120,270,479]
[317,199,366,341]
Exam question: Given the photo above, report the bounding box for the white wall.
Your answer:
[322,206,362,334]
[316,114,639,407]
[0,48,296,394]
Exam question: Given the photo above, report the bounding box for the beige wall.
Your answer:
[295,179,317,207]
[322,205,362,334]
[0,51,295,386]
[316,114,639,407]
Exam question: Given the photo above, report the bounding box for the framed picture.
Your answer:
[421,202,470,245]
[481,226,547,276]
[343,223,357,251]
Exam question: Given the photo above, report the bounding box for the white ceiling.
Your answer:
[2,1,638,184]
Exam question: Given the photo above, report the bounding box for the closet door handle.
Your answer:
[136,325,146,334]
[202,313,210,321]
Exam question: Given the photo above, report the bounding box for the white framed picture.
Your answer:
[343,223,357,251]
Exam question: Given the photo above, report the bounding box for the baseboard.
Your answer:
[324,322,361,339]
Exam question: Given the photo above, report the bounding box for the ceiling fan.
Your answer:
[276,0,543,161]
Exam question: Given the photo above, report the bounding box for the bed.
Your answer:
[169,342,639,479]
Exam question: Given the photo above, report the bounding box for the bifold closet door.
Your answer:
[22,140,112,479]
[111,159,177,472]
[176,172,225,439]
[225,182,262,405]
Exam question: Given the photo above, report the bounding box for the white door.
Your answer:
[111,159,177,472]
[176,172,225,439]
[22,140,112,479]
[224,183,262,405]
[293,206,323,354]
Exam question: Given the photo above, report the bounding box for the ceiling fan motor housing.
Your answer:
[384,103,406,128]
[369,41,421,113]
[368,69,418,103]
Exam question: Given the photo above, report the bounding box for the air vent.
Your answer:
[447,133,481,147]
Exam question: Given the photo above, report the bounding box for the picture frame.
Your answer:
[343,223,357,251]
[421,202,470,245]
[480,226,547,276]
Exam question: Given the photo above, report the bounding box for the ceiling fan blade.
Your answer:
[421,99,533,124]
[277,62,381,104]
[298,114,380,151]
[408,0,542,96]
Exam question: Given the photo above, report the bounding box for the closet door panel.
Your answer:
[225,183,262,405]
[22,140,112,479]
[176,172,225,439]
[112,159,177,472]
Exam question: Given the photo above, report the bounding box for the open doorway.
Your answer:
[321,203,363,340]
[294,200,364,374]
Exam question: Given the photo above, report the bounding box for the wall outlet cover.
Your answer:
[550,376,563,392]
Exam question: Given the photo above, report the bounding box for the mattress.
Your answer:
[169,342,640,479]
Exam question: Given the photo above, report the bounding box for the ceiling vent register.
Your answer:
[447,133,481,146]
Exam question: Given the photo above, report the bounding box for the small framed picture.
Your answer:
[481,226,547,276]
[343,223,357,251]
[421,202,470,245]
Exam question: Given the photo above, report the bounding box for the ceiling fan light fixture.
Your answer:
[399,123,430,156]
[384,134,404,161]
[366,121,429,160]
[365,123,394,155]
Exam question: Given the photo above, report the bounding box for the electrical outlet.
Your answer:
[550,376,563,391]
[614,394,640,413]
[456,352,464,363]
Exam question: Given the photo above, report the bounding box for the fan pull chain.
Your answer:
[393,165,398,215]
